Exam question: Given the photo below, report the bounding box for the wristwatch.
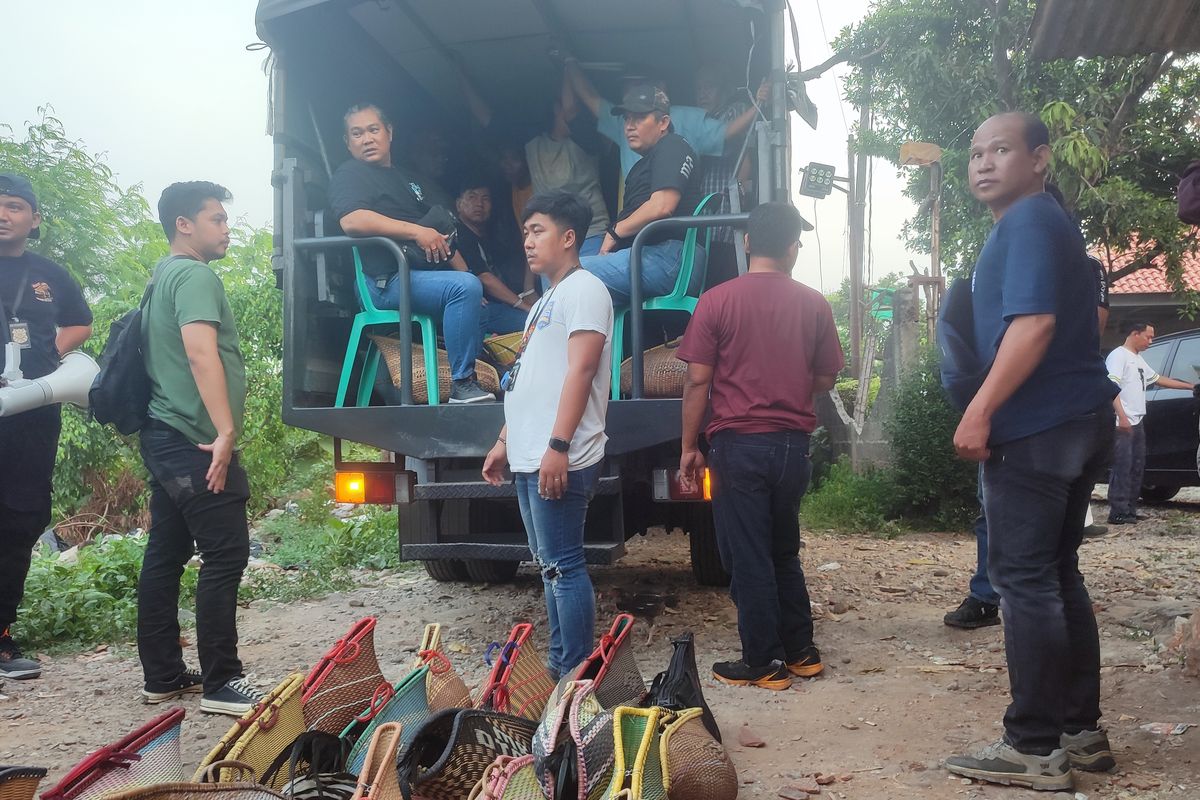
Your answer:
[548,436,571,453]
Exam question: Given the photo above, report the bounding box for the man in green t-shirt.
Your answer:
[136,181,262,716]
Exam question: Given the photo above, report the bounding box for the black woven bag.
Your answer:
[644,632,722,742]
[396,709,536,800]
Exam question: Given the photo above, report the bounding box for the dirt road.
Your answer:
[3,500,1197,799]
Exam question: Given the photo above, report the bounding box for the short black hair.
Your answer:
[343,102,391,133]
[521,190,592,249]
[454,174,492,199]
[1012,111,1050,152]
[1122,321,1153,336]
[747,202,805,259]
[157,181,232,242]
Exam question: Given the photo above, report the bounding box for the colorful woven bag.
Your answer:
[99,762,285,800]
[465,757,540,800]
[303,618,391,735]
[41,708,187,800]
[349,723,402,800]
[396,710,537,800]
[196,674,307,789]
[1,767,47,800]
[476,623,555,722]
[342,625,471,776]
[552,615,645,712]
[603,707,736,800]
[531,681,615,800]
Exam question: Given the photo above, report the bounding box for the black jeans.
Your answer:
[1107,421,1146,517]
[709,429,814,667]
[0,504,51,633]
[138,420,250,694]
[982,406,1114,755]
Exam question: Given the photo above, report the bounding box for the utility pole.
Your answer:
[847,72,871,383]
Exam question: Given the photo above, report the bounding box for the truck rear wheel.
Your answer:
[462,559,520,583]
[686,504,730,587]
[423,559,468,582]
[1139,485,1180,504]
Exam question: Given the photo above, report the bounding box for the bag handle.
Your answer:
[355,681,395,723]
[199,760,257,783]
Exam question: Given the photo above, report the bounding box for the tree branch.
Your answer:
[1103,52,1175,154]
[991,0,1016,110]
[795,43,887,82]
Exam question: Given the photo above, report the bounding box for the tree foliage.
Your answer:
[837,0,1200,302]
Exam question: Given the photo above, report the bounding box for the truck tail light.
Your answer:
[334,470,396,504]
[652,468,713,501]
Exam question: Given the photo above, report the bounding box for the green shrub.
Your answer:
[258,504,401,572]
[885,347,977,528]
[801,459,895,534]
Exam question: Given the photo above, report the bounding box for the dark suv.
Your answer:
[1138,328,1200,501]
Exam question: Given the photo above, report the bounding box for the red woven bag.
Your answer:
[303,617,391,734]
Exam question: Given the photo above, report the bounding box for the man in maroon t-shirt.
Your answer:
[677,202,843,690]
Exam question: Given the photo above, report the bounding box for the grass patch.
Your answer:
[801,460,898,535]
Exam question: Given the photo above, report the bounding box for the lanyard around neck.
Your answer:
[512,266,580,361]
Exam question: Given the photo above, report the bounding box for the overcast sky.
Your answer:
[3,0,922,292]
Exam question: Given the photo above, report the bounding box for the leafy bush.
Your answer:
[801,459,895,534]
[885,347,977,528]
[258,505,401,572]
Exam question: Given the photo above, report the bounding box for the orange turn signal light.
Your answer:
[335,471,366,504]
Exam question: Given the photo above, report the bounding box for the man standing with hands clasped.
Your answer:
[677,202,842,691]
[482,190,613,678]
[942,112,1118,792]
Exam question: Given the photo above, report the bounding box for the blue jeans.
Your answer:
[969,466,1000,604]
[982,405,1113,754]
[1108,422,1146,517]
[709,429,814,667]
[480,301,528,336]
[366,270,484,381]
[580,239,685,306]
[515,462,601,677]
[580,234,604,257]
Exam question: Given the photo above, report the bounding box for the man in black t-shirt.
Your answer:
[328,104,494,404]
[453,178,535,336]
[580,85,701,306]
[0,173,93,680]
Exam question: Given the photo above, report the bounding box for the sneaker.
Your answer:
[449,378,496,404]
[200,676,266,717]
[1107,514,1133,525]
[1081,523,1109,538]
[0,633,41,680]
[943,596,1000,629]
[1061,728,1116,772]
[944,740,1073,791]
[711,660,793,691]
[785,645,824,678]
[142,668,203,704]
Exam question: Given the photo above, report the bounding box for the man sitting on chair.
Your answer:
[329,103,494,404]
[580,85,702,306]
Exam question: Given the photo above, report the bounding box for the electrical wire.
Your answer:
[812,197,824,290]
[811,0,850,137]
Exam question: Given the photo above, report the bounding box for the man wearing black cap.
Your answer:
[0,173,93,680]
[579,84,702,305]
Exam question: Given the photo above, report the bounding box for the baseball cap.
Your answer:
[0,173,40,239]
[611,83,670,117]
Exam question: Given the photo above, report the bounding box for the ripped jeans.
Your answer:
[514,462,601,677]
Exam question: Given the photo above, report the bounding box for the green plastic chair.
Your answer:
[334,247,440,407]
[610,192,722,399]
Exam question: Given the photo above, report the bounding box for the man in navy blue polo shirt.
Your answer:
[942,113,1117,792]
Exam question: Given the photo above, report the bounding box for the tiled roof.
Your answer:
[1106,249,1200,295]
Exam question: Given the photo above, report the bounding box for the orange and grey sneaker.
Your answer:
[711,659,793,690]
[786,645,824,678]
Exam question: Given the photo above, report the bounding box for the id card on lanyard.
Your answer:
[6,266,32,349]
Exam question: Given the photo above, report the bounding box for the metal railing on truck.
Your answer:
[292,213,750,404]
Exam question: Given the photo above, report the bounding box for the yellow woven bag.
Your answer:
[195,674,307,789]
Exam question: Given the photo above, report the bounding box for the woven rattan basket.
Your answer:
[482,332,523,368]
[367,335,500,404]
[619,338,686,399]
[0,767,47,800]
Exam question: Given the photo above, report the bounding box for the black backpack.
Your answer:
[89,257,180,434]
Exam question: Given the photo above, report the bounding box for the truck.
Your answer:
[254,0,806,585]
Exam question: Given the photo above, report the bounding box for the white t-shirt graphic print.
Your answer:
[504,269,614,472]
[1105,346,1158,426]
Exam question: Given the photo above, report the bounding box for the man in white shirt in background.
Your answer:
[1105,321,1194,524]
[482,190,613,678]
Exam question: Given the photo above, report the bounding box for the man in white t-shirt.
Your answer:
[482,190,613,677]
[1105,322,1194,524]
